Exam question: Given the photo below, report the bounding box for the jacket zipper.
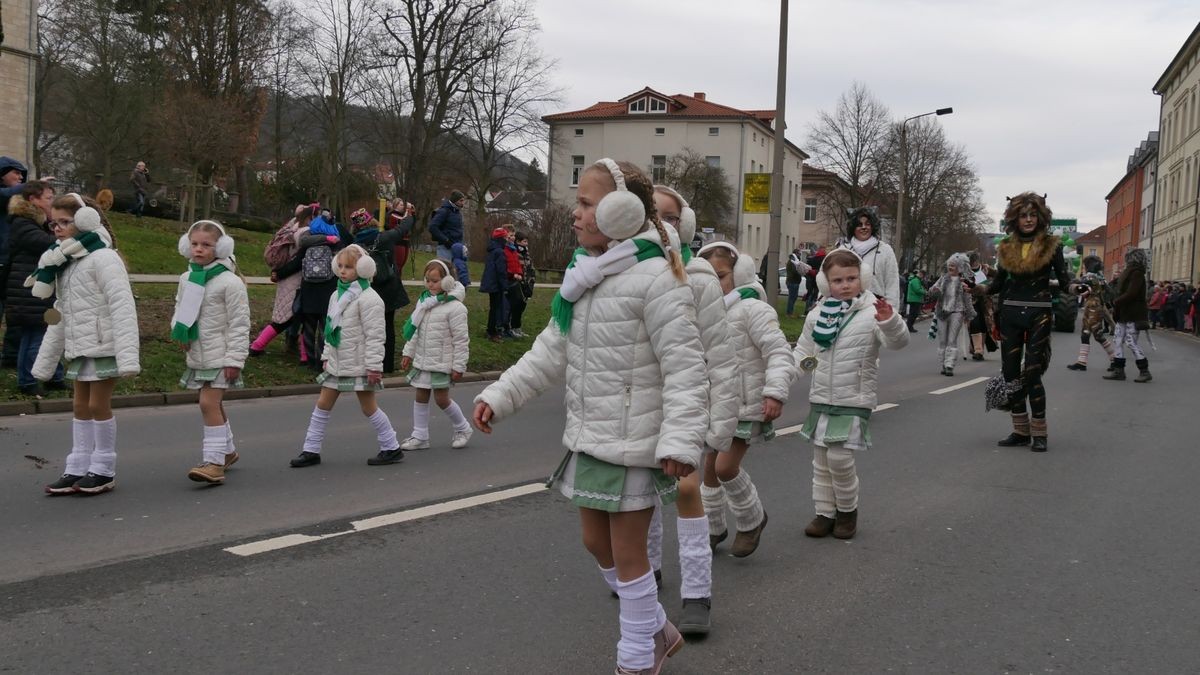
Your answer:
[573,294,596,448]
[620,384,632,438]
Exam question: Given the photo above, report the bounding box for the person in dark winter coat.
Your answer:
[275,219,344,371]
[0,156,31,367]
[4,182,66,394]
[428,191,470,285]
[129,161,150,217]
[385,199,415,274]
[502,227,527,337]
[351,209,410,372]
[480,227,508,342]
[803,246,826,312]
[1104,248,1151,383]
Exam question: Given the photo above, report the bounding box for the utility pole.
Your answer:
[765,0,788,299]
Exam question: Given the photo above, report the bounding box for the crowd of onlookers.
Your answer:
[1148,280,1200,334]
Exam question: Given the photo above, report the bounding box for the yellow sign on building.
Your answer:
[743,173,771,213]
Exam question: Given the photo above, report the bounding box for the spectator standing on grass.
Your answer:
[785,248,807,318]
[385,198,416,275]
[251,204,312,360]
[0,156,31,367]
[502,225,527,338]
[429,190,470,286]
[803,245,826,312]
[350,208,410,373]
[129,161,150,218]
[480,227,508,343]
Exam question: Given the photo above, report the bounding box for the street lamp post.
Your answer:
[894,107,953,272]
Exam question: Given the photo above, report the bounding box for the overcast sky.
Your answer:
[535,0,1197,232]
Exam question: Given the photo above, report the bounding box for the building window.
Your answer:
[629,98,647,114]
[651,155,667,183]
[574,128,584,137]
[708,127,719,136]
[649,98,667,113]
[705,156,721,168]
[655,127,665,136]
[753,132,757,142]
[804,198,816,222]
[571,155,585,187]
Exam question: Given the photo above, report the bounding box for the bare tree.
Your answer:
[805,82,893,217]
[664,148,736,239]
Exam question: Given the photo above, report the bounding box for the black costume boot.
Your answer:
[1103,358,1126,381]
[1030,418,1048,453]
[1134,358,1152,383]
[998,413,1031,446]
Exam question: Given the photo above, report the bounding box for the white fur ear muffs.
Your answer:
[179,220,235,260]
[594,158,646,241]
[432,259,455,292]
[815,250,871,298]
[733,252,758,288]
[653,185,697,243]
[68,193,103,234]
[331,244,378,280]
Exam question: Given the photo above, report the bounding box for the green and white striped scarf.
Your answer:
[324,278,370,348]
[550,238,666,335]
[26,230,110,299]
[171,261,229,343]
[402,289,457,340]
[812,297,853,351]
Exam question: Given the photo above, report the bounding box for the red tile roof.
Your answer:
[545,88,776,123]
[1076,226,1106,244]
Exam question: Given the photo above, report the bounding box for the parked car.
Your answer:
[777,267,806,296]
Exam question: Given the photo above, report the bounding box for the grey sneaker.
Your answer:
[451,427,473,449]
[400,436,430,451]
[677,597,711,635]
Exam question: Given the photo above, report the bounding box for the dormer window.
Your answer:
[649,98,667,113]
[628,96,669,114]
[629,98,647,113]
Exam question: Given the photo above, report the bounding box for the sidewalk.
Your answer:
[0,370,505,417]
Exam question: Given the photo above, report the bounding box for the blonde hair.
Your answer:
[585,161,686,283]
[424,258,455,282]
[335,245,364,268]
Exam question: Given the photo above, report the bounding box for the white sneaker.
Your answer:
[451,427,473,449]
[400,436,430,450]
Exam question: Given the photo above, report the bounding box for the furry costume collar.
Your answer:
[8,195,46,225]
[997,233,1059,275]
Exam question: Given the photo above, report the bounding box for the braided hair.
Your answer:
[613,160,686,282]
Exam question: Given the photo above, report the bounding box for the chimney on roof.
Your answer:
[693,92,706,100]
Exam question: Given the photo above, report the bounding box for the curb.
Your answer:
[2,370,507,417]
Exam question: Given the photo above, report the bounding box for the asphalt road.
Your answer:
[3,324,1199,673]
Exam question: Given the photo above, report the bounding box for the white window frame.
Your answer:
[651,155,667,183]
[649,98,667,113]
[628,98,647,114]
[655,127,665,136]
[574,128,584,137]
[803,198,817,222]
[705,156,721,168]
[708,126,719,136]
[570,155,585,187]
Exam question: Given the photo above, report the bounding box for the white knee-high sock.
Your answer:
[677,516,712,600]
[224,421,236,455]
[441,399,469,432]
[700,484,728,536]
[721,469,764,532]
[65,418,95,476]
[812,446,835,518]
[411,401,430,440]
[598,565,619,593]
[646,506,663,573]
[89,418,117,477]
[367,409,399,451]
[1100,338,1116,359]
[202,425,227,465]
[825,445,859,512]
[303,407,331,453]
[616,570,667,671]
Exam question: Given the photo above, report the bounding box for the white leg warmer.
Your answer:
[826,444,859,512]
[411,401,430,441]
[65,418,95,476]
[677,516,712,600]
[202,425,227,465]
[441,399,470,433]
[225,421,237,456]
[302,407,331,453]
[700,484,728,536]
[646,506,663,573]
[812,446,835,518]
[721,469,764,532]
[1076,343,1090,364]
[368,409,399,451]
[598,565,620,593]
[89,418,117,478]
[616,570,666,671]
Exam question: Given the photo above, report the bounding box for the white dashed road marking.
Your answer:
[929,376,989,395]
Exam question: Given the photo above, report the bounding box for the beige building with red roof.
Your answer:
[543,87,809,262]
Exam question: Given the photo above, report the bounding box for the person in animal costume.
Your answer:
[926,252,976,376]
[1066,255,1115,372]
[965,251,997,360]
[973,193,1073,452]
[1102,247,1153,383]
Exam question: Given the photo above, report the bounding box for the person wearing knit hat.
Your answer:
[480,227,510,342]
[250,204,316,360]
[429,190,470,285]
[174,220,250,485]
[290,244,405,468]
[34,193,140,496]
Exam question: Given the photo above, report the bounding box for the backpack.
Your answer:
[368,238,395,285]
[302,244,334,283]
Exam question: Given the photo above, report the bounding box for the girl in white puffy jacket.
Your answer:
[289,245,402,468]
[793,249,909,540]
[32,194,139,496]
[172,220,250,485]
[646,185,740,635]
[473,159,708,675]
[398,259,471,450]
[696,242,793,560]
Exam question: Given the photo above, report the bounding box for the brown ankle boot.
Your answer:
[730,512,768,557]
[833,510,857,539]
[804,514,835,537]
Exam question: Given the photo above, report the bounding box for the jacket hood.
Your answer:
[845,207,880,239]
[7,195,45,225]
[0,156,28,183]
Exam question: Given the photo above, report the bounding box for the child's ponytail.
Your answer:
[615,161,686,283]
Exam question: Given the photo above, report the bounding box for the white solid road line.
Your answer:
[224,483,547,557]
[775,403,898,437]
[929,376,989,396]
[873,403,899,412]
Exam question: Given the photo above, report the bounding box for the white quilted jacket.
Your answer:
[401,281,469,374]
[476,231,709,468]
[687,256,740,451]
[33,248,140,381]
[792,290,909,410]
[174,268,250,370]
[726,289,795,421]
[321,286,386,376]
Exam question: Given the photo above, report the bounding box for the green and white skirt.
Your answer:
[799,404,872,451]
[547,450,678,512]
[407,367,451,390]
[733,420,776,443]
[317,371,383,392]
[179,367,244,390]
[65,356,119,382]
